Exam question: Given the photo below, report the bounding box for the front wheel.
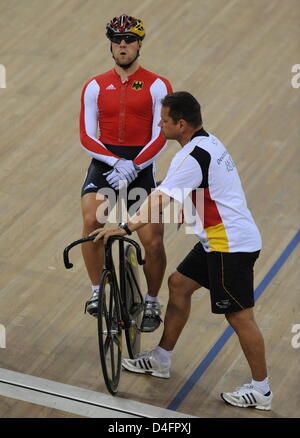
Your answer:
[98,269,122,395]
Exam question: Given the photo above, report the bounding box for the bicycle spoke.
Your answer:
[110,336,116,379]
[109,285,114,317]
[104,335,111,354]
[113,333,122,348]
[103,288,111,329]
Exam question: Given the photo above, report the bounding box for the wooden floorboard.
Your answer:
[0,0,299,418]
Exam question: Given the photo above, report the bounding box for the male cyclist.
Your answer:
[80,14,173,332]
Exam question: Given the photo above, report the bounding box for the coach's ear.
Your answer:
[178,119,186,129]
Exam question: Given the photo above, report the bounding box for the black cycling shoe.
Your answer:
[84,292,99,317]
[140,301,162,332]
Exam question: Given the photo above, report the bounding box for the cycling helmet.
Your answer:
[106,14,146,40]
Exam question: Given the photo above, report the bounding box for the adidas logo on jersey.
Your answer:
[106,84,116,90]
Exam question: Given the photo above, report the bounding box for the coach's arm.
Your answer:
[90,190,171,244]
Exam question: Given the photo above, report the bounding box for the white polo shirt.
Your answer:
[157,129,262,253]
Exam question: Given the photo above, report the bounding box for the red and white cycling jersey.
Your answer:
[80,67,172,169]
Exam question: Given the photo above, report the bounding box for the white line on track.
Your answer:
[0,368,196,418]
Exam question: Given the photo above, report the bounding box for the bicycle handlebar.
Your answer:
[63,235,145,269]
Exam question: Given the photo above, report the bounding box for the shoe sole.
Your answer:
[220,393,272,410]
[122,362,170,379]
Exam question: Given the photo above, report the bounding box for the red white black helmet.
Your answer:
[106,14,146,40]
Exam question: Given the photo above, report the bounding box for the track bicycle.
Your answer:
[63,234,145,395]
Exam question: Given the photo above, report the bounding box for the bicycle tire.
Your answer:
[97,269,122,395]
[124,244,144,359]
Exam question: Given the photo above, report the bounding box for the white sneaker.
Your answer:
[122,350,170,379]
[221,383,273,410]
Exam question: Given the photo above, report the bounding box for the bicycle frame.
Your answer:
[103,236,145,329]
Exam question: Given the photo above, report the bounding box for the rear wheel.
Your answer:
[124,245,144,359]
[98,269,122,395]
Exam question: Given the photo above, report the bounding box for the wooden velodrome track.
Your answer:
[0,0,299,418]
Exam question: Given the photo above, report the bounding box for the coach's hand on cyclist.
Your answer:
[104,159,139,190]
[89,226,126,245]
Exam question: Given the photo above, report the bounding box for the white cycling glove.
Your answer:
[104,159,139,190]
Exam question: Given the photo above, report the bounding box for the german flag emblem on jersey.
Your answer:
[132,81,144,90]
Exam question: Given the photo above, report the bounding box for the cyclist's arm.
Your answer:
[133,78,173,170]
[80,79,119,166]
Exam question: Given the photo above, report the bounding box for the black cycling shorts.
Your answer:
[81,146,156,214]
[177,242,260,314]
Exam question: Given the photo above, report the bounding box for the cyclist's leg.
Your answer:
[81,158,116,285]
[81,159,117,316]
[81,192,108,285]
[127,164,166,331]
[136,222,166,332]
[136,222,166,298]
[129,163,166,298]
